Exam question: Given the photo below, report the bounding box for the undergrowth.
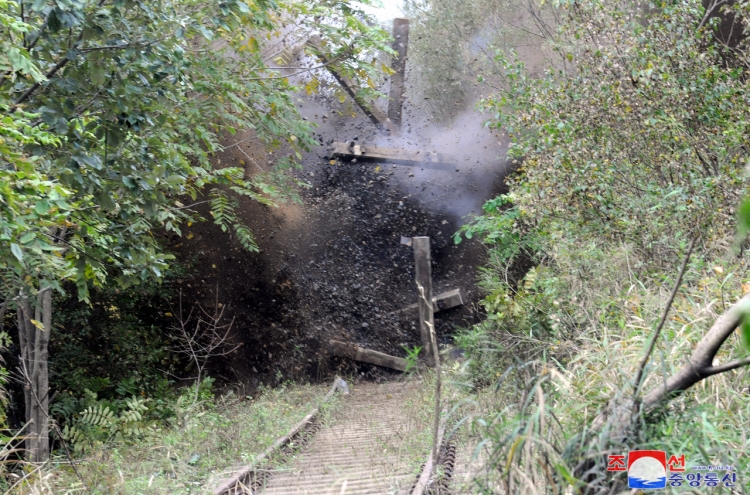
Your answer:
[454,207,750,493]
[9,381,339,494]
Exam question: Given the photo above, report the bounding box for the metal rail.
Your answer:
[212,378,347,495]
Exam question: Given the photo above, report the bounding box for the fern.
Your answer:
[234,225,259,252]
[57,396,155,453]
[209,189,238,233]
[79,404,115,429]
[209,188,259,252]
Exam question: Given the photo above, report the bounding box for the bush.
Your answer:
[452,0,750,491]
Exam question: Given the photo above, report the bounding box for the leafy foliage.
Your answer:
[1,0,392,301]
[1,0,392,462]
[55,391,155,454]
[49,271,183,412]
[452,0,750,491]
[480,0,750,256]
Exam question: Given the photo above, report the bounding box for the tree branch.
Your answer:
[643,292,750,411]
[703,356,750,376]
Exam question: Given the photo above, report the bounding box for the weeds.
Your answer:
[452,237,750,493]
[7,381,340,494]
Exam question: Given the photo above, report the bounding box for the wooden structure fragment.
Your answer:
[413,236,435,362]
[390,288,465,316]
[330,340,407,372]
[387,18,409,128]
[331,141,455,165]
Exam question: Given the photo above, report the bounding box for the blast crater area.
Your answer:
[169,93,510,392]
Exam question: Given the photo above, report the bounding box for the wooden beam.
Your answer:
[434,288,464,311]
[413,237,435,362]
[389,289,465,316]
[331,141,455,166]
[306,38,397,133]
[330,340,407,372]
[387,18,409,128]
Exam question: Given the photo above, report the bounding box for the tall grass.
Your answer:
[6,381,339,495]
[456,238,750,493]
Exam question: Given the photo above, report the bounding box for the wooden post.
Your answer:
[387,18,409,128]
[412,236,435,362]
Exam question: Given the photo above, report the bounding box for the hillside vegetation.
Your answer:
[409,0,750,491]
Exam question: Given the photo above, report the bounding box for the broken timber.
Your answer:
[387,19,409,128]
[332,141,455,166]
[306,38,397,134]
[413,237,435,361]
[390,289,465,317]
[330,340,407,372]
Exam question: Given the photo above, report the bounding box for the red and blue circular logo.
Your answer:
[628,450,667,489]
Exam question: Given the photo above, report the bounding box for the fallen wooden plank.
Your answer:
[306,38,397,133]
[330,340,407,372]
[332,141,455,165]
[387,18,409,128]
[434,288,464,311]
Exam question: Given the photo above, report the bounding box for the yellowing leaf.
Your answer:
[30,319,45,330]
[240,159,246,165]
[186,232,194,239]
[381,63,396,76]
[374,166,381,173]
[247,37,259,53]
[713,266,724,275]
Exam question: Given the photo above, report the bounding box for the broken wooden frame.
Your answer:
[331,141,456,167]
[392,288,465,316]
[329,340,407,372]
[413,236,436,362]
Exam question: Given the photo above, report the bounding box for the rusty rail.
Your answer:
[212,378,345,495]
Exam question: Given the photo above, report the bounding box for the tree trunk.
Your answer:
[16,288,52,463]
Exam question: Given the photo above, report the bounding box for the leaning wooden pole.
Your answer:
[387,18,409,128]
[306,38,397,134]
[413,236,435,362]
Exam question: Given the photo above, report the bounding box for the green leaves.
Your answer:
[10,243,23,263]
[742,313,750,352]
[480,0,750,255]
[737,196,750,241]
[0,0,392,302]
